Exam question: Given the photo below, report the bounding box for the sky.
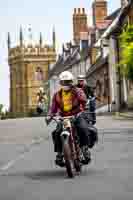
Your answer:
[0,0,121,109]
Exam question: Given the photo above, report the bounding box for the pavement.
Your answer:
[0,116,132,200]
[98,110,133,120]
[114,111,133,120]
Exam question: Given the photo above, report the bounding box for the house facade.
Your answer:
[49,0,133,112]
[87,0,133,113]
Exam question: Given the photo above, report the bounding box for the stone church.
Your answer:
[7,28,56,117]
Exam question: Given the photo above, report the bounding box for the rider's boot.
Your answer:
[55,153,65,167]
[81,146,91,165]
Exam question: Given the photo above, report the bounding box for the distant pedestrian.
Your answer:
[36,87,47,114]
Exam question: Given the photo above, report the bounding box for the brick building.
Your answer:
[73,8,88,45]
[49,0,133,113]
[87,0,133,112]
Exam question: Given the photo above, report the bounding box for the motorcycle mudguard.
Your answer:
[61,131,70,145]
[61,131,70,137]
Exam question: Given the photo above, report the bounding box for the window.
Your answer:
[103,73,108,97]
[96,80,102,97]
[35,67,44,81]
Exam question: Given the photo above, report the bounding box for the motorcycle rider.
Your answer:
[36,87,48,114]
[47,71,91,167]
[77,75,94,98]
[76,75,96,124]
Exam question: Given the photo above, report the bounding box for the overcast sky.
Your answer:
[0,0,121,109]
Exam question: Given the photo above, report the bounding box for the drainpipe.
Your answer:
[101,38,110,112]
[115,37,121,112]
[107,65,110,112]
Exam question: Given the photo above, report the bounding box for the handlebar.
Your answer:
[47,115,75,122]
[45,110,96,125]
[52,116,75,120]
[45,114,79,125]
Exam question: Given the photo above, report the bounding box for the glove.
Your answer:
[76,111,82,118]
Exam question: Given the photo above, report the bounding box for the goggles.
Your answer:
[60,80,73,86]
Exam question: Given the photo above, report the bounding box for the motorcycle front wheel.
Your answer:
[62,135,74,178]
[74,159,81,173]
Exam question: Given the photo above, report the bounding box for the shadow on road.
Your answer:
[1,167,108,181]
[24,169,66,180]
[1,169,66,180]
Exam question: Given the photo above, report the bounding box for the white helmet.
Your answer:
[59,71,74,81]
[77,74,86,80]
[39,87,44,93]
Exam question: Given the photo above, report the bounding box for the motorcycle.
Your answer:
[85,96,96,125]
[45,115,81,178]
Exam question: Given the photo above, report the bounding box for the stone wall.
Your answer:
[8,44,56,117]
[87,61,110,109]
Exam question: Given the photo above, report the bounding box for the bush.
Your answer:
[0,104,3,114]
[127,95,133,110]
[119,25,133,80]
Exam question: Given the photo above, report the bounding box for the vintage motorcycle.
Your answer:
[85,96,96,125]
[45,115,81,178]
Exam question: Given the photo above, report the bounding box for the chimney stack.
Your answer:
[92,0,108,26]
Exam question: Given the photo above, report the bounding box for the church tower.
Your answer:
[73,8,88,45]
[8,28,56,117]
[92,0,107,26]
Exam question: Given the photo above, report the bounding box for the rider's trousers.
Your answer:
[52,115,90,153]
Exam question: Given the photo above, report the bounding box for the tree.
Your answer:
[0,104,3,114]
[119,25,133,80]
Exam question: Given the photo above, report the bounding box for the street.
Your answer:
[0,116,132,200]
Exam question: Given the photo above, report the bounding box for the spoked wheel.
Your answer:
[63,143,74,178]
[74,159,82,173]
[73,138,82,173]
[65,160,74,178]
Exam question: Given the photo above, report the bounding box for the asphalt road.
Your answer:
[0,116,132,200]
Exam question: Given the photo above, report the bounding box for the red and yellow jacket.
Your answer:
[49,86,87,117]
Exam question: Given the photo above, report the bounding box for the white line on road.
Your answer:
[0,154,25,171]
[0,137,45,174]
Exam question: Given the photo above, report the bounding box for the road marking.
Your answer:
[0,137,45,174]
[0,154,25,171]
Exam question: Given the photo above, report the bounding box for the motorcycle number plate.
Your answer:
[63,119,71,128]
